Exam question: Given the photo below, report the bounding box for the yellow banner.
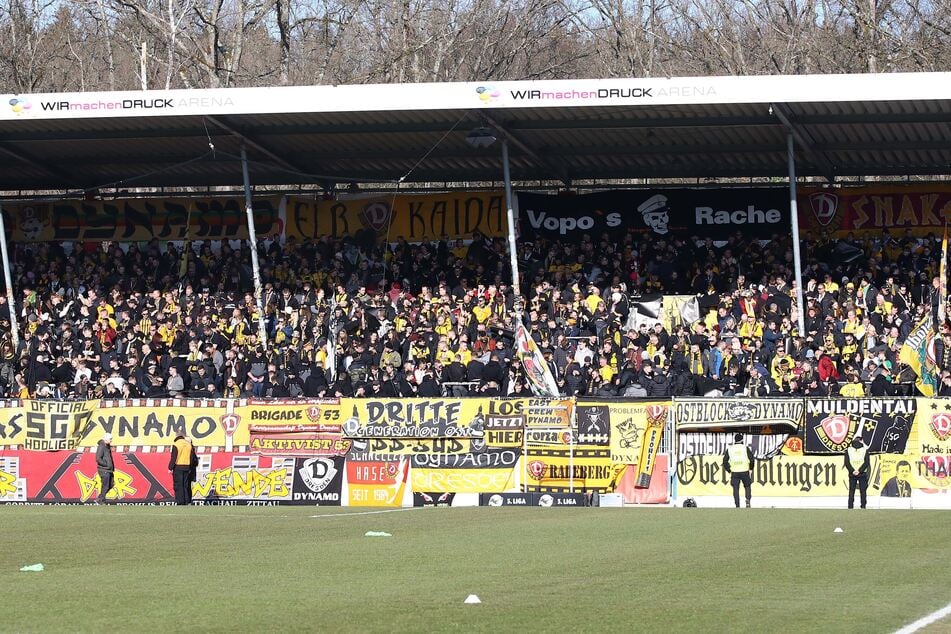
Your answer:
[676,454,852,496]
[897,398,951,492]
[0,401,237,448]
[411,467,517,494]
[8,197,282,242]
[524,447,624,492]
[285,192,506,242]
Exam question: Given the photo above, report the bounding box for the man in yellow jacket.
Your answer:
[169,435,199,505]
[723,433,755,508]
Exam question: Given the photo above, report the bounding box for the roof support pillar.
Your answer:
[787,133,806,338]
[240,146,268,347]
[0,203,20,350]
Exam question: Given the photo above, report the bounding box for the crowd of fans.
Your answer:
[0,220,946,400]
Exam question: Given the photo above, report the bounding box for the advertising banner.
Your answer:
[798,185,951,237]
[673,398,802,433]
[479,492,587,507]
[285,191,506,242]
[516,188,788,241]
[6,197,282,242]
[676,453,851,497]
[804,398,916,454]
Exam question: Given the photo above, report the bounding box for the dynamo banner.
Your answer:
[673,398,802,433]
[804,398,916,454]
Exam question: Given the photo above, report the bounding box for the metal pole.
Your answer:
[501,140,522,320]
[787,134,806,337]
[240,146,268,347]
[0,204,20,350]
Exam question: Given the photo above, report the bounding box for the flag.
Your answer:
[515,321,559,396]
[178,202,194,278]
[679,297,701,326]
[326,298,338,382]
[940,221,948,326]
[900,315,938,396]
[627,294,663,330]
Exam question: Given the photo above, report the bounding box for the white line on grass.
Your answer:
[311,507,421,519]
[894,600,951,634]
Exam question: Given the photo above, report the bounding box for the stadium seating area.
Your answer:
[0,225,944,399]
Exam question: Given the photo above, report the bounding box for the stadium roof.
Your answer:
[1,72,950,193]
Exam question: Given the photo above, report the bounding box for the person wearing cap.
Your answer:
[845,437,870,509]
[95,433,115,504]
[169,434,199,505]
[723,433,755,508]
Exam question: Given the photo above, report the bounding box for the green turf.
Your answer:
[0,507,948,633]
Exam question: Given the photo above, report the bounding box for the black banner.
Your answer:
[804,398,915,454]
[517,188,788,241]
[479,492,588,507]
[291,456,344,505]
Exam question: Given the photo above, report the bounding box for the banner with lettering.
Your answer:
[0,450,342,505]
[678,433,793,461]
[673,398,802,433]
[5,197,282,242]
[804,398,916,454]
[516,188,788,242]
[345,459,409,507]
[676,453,852,497]
[799,185,951,237]
[901,398,951,493]
[285,191,506,242]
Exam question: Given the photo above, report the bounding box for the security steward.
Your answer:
[723,433,755,508]
[845,437,870,509]
[169,434,199,505]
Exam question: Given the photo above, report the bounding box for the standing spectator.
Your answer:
[95,433,115,505]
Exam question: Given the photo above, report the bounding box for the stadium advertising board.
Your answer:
[5,197,282,242]
[799,185,951,237]
[285,191,506,242]
[673,398,802,433]
[516,189,788,241]
[804,398,916,454]
[478,492,587,506]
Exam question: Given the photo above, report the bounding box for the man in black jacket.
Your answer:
[95,433,115,504]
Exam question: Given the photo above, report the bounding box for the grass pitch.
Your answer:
[1,506,949,633]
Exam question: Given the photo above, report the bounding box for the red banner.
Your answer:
[799,185,951,236]
[616,455,670,504]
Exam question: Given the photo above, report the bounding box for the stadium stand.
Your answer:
[1,223,940,400]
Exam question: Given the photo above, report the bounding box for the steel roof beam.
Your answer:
[204,115,317,182]
[772,103,837,183]
[479,111,573,187]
